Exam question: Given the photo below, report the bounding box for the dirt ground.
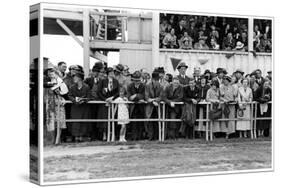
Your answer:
[43,138,272,182]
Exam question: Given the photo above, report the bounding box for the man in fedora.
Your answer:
[193,67,201,86]
[214,67,227,86]
[154,67,169,89]
[177,62,190,86]
[255,69,265,87]
[144,70,163,140]
[127,71,146,140]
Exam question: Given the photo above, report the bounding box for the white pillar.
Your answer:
[152,12,160,70]
[83,9,90,77]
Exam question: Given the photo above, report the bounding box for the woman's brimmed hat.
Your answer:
[177,62,188,69]
[235,41,245,50]
[131,71,142,81]
[92,61,104,72]
[216,68,227,74]
[113,64,124,73]
[234,68,244,75]
[106,67,114,74]
[154,67,165,74]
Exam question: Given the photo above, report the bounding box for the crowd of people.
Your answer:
[159,14,272,52]
[42,59,272,145]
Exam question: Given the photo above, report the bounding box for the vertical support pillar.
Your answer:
[83,9,90,77]
[152,12,160,70]
[248,17,254,73]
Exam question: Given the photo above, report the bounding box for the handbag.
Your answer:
[209,103,222,120]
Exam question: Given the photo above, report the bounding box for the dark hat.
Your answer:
[177,62,188,69]
[106,67,114,74]
[204,69,211,75]
[131,71,142,81]
[234,69,244,75]
[223,75,232,82]
[211,80,220,88]
[223,69,228,74]
[73,71,85,80]
[92,62,104,72]
[114,64,124,73]
[267,70,272,74]
[216,68,223,74]
[154,67,165,74]
[152,71,160,80]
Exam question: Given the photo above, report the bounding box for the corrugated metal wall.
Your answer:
[119,49,152,73]
[159,51,272,77]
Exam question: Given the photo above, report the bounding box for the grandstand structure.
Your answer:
[30,3,272,77]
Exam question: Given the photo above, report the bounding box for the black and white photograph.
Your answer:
[28,1,274,186]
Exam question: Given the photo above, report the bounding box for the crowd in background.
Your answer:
[159,14,272,52]
[41,59,272,145]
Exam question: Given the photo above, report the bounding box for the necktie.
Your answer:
[108,79,113,92]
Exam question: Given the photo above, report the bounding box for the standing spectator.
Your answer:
[219,76,237,139]
[187,21,198,44]
[127,71,146,140]
[193,67,201,86]
[57,61,67,79]
[236,78,253,138]
[44,67,66,145]
[162,76,184,139]
[162,28,178,49]
[114,87,130,142]
[194,37,209,50]
[84,62,104,141]
[64,65,81,90]
[223,32,236,50]
[234,69,244,87]
[144,71,163,140]
[206,80,221,136]
[266,70,272,83]
[255,69,265,87]
[255,81,272,137]
[196,76,210,135]
[249,72,259,100]
[177,62,190,86]
[214,68,227,86]
[155,67,169,89]
[122,64,132,87]
[181,79,200,138]
[97,67,120,141]
[203,69,212,85]
[209,24,219,43]
[68,71,91,142]
[114,64,128,88]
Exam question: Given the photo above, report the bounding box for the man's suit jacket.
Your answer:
[145,81,163,118]
[127,82,146,116]
[97,78,119,101]
[177,75,190,86]
[162,84,183,114]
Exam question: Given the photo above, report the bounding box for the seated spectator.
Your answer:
[160,18,171,41]
[187,21,198,43]
[194,37,209,50]
[209,24,219,43]
[162,28,178,49]
[240,31,248,51]
[223,32,236,50]
[179,31,193,50]
[175,19,187,40]
[210,38,220,50]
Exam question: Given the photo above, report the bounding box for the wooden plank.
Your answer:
[44,9,83,21]
[56,19,83,46]
[89,11,152,19]
[90,40,152,50]
[83,9,90,77]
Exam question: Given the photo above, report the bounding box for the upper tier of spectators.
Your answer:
[160,14,272,53]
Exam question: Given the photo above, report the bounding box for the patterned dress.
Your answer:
[114,97,130,125]
[236,87,253,131]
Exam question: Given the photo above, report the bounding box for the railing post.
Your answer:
[206,103,210,141]
[250,102,253,139]
[158,104,162,141]
[111,103,115,142]
[107,103,111,142]
[162,103,166,141]
[254,102,257,139]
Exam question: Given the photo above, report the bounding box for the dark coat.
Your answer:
[68,83,91,137]
[97,78,119,101]
[145,81,163,119]
[177,75,190,86]
[63,73,74,90]
[255,77,265,87]
[84,76,101,100]
[127,82,145,117]
[162,84,183,114]
[183,86,200,103]
[198,85,211,101]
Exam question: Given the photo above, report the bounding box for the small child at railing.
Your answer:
[114,87,130,142]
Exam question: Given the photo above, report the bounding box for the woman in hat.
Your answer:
[68,70,92,142]
[97,67,120,141]
[162,28,178,49]
[255,81,272,137]
[44,67,67,145]
[206,80,221,135]
[220,75,237,139]
[236,78,253,138]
